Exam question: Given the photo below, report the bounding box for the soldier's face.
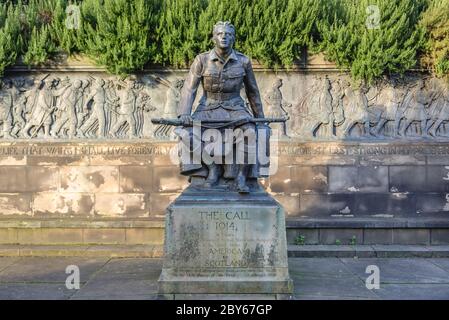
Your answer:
[213,26,234,50]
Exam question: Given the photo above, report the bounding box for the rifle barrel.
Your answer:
[151,117,287,125]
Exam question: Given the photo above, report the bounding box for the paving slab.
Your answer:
[71,277,158,299]
[0,257,109,283]
[288,258,355,278]
[0,283,74,300]
[99,258,162,274]
[0,257,19,272]
[374,284,449,300]
[339,258,449,284]
[293,274,378,299]
[0,257,448,299]
[86,258,162,282]
[428,259,449,272]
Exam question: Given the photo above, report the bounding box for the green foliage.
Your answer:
[20,0,64,66]
[197,0,246,58]
[0,2,23,75]
[23,25,57,65]
[49,0,84,55]
[0,0,447,79]
[350,235,357,246]
[82,0,160,76]
[421,0,449,78]
[294,235,306,245]
[197,0,320,68]
[273,0,321,67]
[316,0,428,83]
[155,0,207,67]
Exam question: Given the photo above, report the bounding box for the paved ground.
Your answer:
[0,257,448,300]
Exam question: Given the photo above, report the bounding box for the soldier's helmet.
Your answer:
[73,79,83,88]
[273,78,283,88]
[416,78,425,88]
[95,78,105,87]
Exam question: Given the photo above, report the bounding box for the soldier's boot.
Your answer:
[50,128,59,138]
[3,130,14,139]
[22,124,32,138]
[3,123,15,138]
[421,121,430,137]
[67,123,76,139]
[44,125,51,139]
[204,163,220,188]
[429,121,441,137]
[428,126,437,137]
[236,165,250,194]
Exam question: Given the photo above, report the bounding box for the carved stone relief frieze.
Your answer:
[0,71,448,141]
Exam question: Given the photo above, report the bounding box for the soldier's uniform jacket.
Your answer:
[0,90,12,119]
[117,90,136,115]
[178,49,264,118]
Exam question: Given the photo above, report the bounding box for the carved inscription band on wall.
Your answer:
[0,73,448,141]
[2,142,449,156]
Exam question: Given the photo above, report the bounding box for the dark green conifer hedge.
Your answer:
[0,0,447,81]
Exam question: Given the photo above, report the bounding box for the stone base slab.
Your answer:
[158,279,293,295]
[0,244,163,257]
[159,293,293,300]
[158,190,293,295]
[1,217,448,246]
[1,244,449,258]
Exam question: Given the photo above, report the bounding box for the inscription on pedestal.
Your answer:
[158,196,293,294]
[198,209,278,270]
[164,205,285,276]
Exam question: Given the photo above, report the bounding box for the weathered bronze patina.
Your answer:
[176,21,270,193]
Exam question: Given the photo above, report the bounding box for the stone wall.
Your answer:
[1,65,449,246]
[1,141,449,219]
[0,140,448,246]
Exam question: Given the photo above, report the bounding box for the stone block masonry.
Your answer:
[0,66,447,248]
[0,141,448,246]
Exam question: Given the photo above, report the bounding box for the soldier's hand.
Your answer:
[179,114,193,126]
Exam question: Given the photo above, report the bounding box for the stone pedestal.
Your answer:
[158,188,293,298]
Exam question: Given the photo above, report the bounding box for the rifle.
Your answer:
[30,106,57,139]
[151,117,288,128]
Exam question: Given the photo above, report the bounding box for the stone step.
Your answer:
[0,244,163,257]
[286,217,449,245]
[288,245,449,258]
[1,244,449,258]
